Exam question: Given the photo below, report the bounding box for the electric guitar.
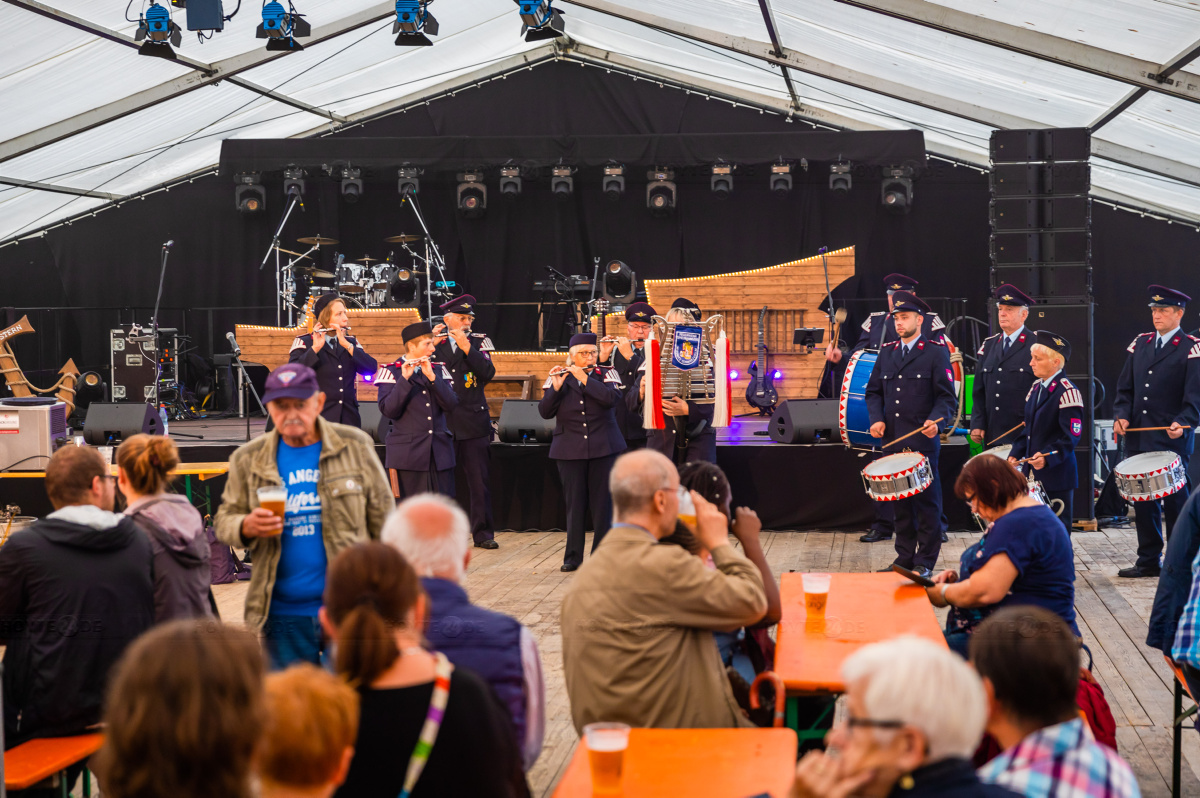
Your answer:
[745,305,778,412]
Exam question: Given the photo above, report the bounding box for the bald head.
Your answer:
[382,494,472,581]
[610,449,678,521]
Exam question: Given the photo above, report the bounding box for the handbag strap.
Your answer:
[399,651,453,798]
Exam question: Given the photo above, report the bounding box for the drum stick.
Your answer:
[884,418,945,449]
[1122,426,1174,432]
[1017,451,1055,464]
[986,421,1025,446]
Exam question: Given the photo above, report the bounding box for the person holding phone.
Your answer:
[927,454,1078,657]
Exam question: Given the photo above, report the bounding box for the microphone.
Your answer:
[163,240,174,249]
[226,331,242,356]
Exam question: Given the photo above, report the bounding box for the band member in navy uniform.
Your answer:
[970,285,1034,449]
[865,292,957,578]
[375,321,458,499]
[600,301,656,450]
[287,293,378,426]
[433,294,500,549]
[1114,285,1200,578]
[1009,331,1083,532]
[539,332,627,572]
[629,298,718,465]
[827,274,947,544]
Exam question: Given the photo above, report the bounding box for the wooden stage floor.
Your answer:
[212,525,1200,798]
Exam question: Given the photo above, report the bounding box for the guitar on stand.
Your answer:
[745,305,778,414]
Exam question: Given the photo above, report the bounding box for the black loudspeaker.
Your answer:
[767,399,841,444]
[82,402,164,445]
[359,403,392,444]
[497,400,555,443]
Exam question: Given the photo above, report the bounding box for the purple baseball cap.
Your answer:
[262,363,320,404]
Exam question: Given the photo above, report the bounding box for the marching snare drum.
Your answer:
[861,452,932,502]
[972,444,1013,462]
[839,350,878,448]
[1114,451,1188,502]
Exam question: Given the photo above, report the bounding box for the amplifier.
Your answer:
[0,398,69,470]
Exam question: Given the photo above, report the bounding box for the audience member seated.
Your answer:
[561,449,767,731]
[973,607,1139,797]
[260,664,360,798]
[117,434,214,621]
[321,542,529,798]
[1148,488,1200,696]
[928,454,1078,657]
[791,637,1018,798]
[0,445,155,750]
[383,493,545,771]
[93,620,265,798]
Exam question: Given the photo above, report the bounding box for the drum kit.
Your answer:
[274,233,427,315]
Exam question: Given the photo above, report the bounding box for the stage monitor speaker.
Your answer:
[359,403,393,445]
[82,402,163,445]
[768,399,841,444]
[497,400,555,444]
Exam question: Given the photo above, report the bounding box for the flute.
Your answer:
[314,325,351,335]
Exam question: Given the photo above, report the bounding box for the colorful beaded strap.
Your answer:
[399,651,453,798]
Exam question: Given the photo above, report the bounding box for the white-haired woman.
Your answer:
[538,332,627,571]
[790,637,1019,798]
[1008,331,1082,531]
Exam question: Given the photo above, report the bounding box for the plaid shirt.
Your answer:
[979,718,1140,798]
[1172,545,1200,667]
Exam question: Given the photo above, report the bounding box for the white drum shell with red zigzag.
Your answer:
[1114,451,1187,502]
[861,452,932,501]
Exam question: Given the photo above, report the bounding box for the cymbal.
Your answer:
[384,234,423,244]
[297,235,338,246]
[274,246,311,260]
[292,266,335,278]
[356,256,380,264]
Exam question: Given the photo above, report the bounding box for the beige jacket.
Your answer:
[560,525,767,732]
[214,417,393,631]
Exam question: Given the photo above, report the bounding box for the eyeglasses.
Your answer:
[846,716,905,730]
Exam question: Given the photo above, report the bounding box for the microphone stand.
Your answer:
[228,337,266,443]
[148,242,202,439]
[259,188,302,327]
[400,189,450,321]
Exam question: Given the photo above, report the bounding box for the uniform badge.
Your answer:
[464,373,477,389]
[946,369,953,383]
[1071,418,1082,436]
[671,325,703,370]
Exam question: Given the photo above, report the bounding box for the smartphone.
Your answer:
[891,563,936,588]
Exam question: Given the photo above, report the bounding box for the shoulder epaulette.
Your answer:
[1189,341,1200,360]
[373,366,396,384]
[1128,332,1153,353]
[929,313,946,331]
[1060,384,1083,409]
[1025,381,1038,402]
[289,336,306,353]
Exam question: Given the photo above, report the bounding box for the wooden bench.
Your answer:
[5,733,103,796]
[1172,662,1197,798]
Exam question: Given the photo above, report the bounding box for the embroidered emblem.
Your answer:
[279,371,297,384]
[1071,419,1082,436]
[671,326,703,370]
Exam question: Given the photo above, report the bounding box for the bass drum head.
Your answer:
[863,451,926,477]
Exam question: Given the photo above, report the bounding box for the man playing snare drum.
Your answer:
[865,292,957,578]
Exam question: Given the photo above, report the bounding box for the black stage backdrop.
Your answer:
[0,59,1196,418]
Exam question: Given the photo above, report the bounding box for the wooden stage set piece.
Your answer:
[0,315,80,413]
[234,247,857,416]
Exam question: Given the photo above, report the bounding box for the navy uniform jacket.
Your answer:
[1010,373,1083,492]
[1114,330,1200,456]
[609,345,648,443]
[865,335,957,455]
[538,367,627,461]
[375,361,458,471]
[854,311,946,352]
[970,329,1033,443]
[288,333,378,425]
[434,334,496,441]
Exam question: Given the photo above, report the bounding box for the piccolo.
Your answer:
[548,366,571,376]
[314,325,351,335]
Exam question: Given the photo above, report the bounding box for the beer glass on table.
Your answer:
[256,486,287,535]
[583,722,630,794]
[803,572,831,620]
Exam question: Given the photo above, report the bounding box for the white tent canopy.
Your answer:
[2,0,1199,245]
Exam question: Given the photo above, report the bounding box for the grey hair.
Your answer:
[610,449,676,518]
[381,493,471,581]
[841,636,987,762]
[1030,342,1065,371]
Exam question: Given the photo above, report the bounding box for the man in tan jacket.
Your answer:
[561,449,768,731]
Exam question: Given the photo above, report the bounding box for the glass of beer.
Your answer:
[677,486,697,529]
[256,485,287,532]
[583,722,630,794]
[803,572,831,620]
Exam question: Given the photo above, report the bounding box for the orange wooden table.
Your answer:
[552,728,796,797]
[774,572,947,737]
[4,733,103,793]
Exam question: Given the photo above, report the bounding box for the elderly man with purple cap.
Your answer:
[287,293,378,426]
[214,362,392,668]
[539,331,627,571]
[1114,284,1200,578]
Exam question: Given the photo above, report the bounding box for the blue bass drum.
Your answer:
[839,350,879,448]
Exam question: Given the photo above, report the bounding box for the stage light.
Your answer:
[770,161,793,197]
[516,0,565,41]
[340,166,363,203]
[234,173,265,214]
[394,0,439,46]
[397,166,420,196]
[829,162,852,194]
[389,268,421,307]
[499,166,522,199]
[729,370,739,381]
[602,164,625,202]
[257,0,311,51]
[135,2,182,59]
[456,171,487,218]
[283,166,306,203]
[710,163,733,200]
[601,260,636,304]
[551,165,574,202]
[363,372,373,383]
[773,369,783,380]
[646,168,676,216]
[881,166,914,213]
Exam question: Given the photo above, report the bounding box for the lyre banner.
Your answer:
[0,316,80,413]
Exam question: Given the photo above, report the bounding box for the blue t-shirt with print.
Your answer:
[272,440,326,616]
